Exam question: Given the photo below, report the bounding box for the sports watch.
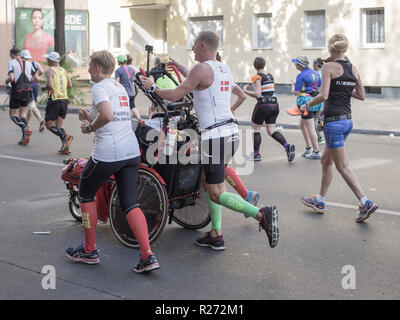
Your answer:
[149,84,157,93]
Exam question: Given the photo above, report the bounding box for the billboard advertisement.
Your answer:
[15,8,89,68]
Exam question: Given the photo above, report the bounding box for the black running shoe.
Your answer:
[258,206,279,248]
[65,242,100,264]
[195,232,226,251]
[133,254,160,273]
[286,144,295,162]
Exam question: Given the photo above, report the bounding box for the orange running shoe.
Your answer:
[286,105,309,117]
[22,127,33,145]
[61,134,73,152]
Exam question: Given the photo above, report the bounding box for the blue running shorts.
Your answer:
[323,119,353,149]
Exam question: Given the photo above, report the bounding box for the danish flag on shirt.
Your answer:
[221,81,230,92]
[119,95,129,107]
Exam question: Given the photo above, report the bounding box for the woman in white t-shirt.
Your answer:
[65,50,160,274]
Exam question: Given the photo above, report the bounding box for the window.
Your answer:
[187,16,223,49]
[361,8,385,47]
[365,86,382,94]
[253,13,273,49]
[304,10,325,48]
[108,22,121,50]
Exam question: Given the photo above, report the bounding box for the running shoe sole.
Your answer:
[356,204,378,223]
[287,145,295,162]
[269,206,279,248]
[302,198,325,214]
[133,262,160,273]
[195,241,226,251]
[305,154,322,160]
[65,252,100,265]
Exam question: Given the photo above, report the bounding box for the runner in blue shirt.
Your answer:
[291,56,322,159]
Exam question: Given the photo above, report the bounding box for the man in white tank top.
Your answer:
[141,31,279,250]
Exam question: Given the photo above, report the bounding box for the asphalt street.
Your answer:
[0,108,399,300]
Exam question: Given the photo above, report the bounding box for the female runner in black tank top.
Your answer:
[243,57,295,163]
[299,34,378,223]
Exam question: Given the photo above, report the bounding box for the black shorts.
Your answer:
[200,134,240,184]
[129,96,136,109]
[9,91,30,109]
[301,111,317,120]
[45,99,68,121]
[79,156,140,214]
[251,103,279,125]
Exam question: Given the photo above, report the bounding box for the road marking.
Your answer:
[0,154,64,167]
[326,201,400,217]
[2,153,399,218]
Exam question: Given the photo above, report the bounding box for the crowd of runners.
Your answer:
[4,31,378,274]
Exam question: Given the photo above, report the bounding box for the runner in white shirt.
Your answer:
[6,47,39,145]
[141,31,279,250]
[66,50,160,273]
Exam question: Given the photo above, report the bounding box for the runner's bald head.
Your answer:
[196,31,219,52]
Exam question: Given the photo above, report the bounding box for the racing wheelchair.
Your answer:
[63,63,211,249]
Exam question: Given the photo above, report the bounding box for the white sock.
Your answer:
[360,196,368,205]
[316,194,325,202]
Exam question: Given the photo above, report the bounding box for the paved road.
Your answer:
[0,109,399,300]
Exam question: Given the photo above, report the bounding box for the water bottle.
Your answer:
[163,118,177,156]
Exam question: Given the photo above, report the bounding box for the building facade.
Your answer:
[123,0,399,97]
[1,0,133,81]
[2,0,399,97]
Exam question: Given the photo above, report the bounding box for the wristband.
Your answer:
[86,123,92,133]
[179,66,185,73]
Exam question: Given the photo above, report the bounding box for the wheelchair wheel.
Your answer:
[68,189,82,222]
[109,168,169,249]
[171,189,211,230]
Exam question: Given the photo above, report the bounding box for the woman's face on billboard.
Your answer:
[31,10,44,30]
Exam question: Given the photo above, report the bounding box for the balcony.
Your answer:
[120,0,171,8]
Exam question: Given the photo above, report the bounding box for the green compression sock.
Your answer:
[219,192,259,219]
[206,191,222,230]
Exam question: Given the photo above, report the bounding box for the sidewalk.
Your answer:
[1,89,400,136]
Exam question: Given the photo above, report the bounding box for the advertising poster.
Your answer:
[15,8,89,69]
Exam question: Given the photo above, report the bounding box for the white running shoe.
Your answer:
[302,148,313,157]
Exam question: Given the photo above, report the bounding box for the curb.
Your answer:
[237,121,400,137]
[2,104,398,137]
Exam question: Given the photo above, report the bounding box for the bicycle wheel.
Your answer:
[172,189,211,230]
[68,189,82,222]
[109,168,169,249]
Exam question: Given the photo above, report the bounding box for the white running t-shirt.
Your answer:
[89,78,140,162]
[192,60,238,140]
[8,59,35,82]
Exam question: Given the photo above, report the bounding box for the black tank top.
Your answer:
[258,72,275,96]
[324,60,357,117]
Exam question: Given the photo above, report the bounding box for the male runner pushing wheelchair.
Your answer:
[141,30,279,249]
